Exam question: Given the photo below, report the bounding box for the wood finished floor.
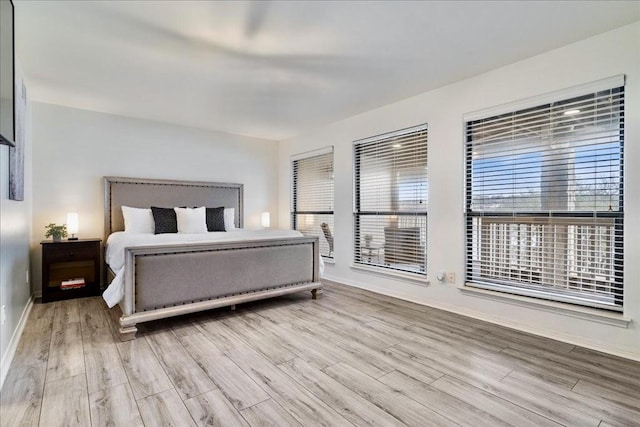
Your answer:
[2,281,639,427]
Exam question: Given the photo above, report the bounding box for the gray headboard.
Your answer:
[104,176,243,240]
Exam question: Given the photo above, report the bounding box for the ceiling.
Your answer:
[15,1,640,141]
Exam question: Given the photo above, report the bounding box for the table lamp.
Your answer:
[67,212,79,240]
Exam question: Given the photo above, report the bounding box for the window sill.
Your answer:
[350,263,429,286]
[461,283,631,328]
[322,257,335,265]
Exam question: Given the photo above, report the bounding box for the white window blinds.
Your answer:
[465,77,624,311]
[292,147,334,259]
[354,124,428,275]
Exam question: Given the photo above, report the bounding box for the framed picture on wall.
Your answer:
[9,80,25,201]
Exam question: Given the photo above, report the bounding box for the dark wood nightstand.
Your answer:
[41,238,101,303]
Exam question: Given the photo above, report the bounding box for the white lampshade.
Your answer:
[67,212,79,235]
[261,212,270,228]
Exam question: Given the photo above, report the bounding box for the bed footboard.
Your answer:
[118,236,321,340]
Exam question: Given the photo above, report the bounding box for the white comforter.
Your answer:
[103,229,323,308]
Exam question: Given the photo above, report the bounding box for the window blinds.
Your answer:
[465,78,624,310]
[354,124,428,275]
[292,147,334,259]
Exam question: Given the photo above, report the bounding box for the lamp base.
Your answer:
[68,235,78,241]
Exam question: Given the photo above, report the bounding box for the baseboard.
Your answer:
[0,297,34,390]
[322,274,640,362]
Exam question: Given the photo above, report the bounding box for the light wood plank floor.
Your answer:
[2,281,639,426]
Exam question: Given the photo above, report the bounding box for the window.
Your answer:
[354,124,428,275]
[465,76,624,311]
[292,147,334,259]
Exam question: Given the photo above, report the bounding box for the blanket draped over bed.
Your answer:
[103,177,323,340]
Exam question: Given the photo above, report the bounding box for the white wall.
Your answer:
[31,103,279,296]
[0,67,32,386]
[278,23,640,359]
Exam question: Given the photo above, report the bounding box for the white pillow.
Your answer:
[174,207,207,234]
[121,206,154,233]
[224,208,236,230]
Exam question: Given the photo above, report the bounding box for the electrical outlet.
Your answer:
[1,305,6,325]
[447,272,455,284]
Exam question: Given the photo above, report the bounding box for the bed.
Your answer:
[103,176,322,340]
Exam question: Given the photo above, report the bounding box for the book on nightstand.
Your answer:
[60,278,86,290]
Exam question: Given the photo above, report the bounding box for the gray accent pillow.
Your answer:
[151,207,178,234]
[206,207,226,232]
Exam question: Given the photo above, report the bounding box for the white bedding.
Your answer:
[103,229,324,308]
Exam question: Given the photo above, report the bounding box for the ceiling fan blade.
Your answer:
[245,2,269,38]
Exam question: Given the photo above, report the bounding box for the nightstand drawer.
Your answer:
[44,242,98,262]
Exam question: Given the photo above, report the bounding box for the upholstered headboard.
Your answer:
[104,176,243,240]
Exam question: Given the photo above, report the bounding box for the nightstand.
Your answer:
[41,238,101,303]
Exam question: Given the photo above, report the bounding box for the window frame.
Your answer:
[353,124,428,276]
[291,146,335,260]
[464,76,625,311]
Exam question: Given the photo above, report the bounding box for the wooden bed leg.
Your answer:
[119,324,137,341]
[230,304,236,311]
[311,288,324,299]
